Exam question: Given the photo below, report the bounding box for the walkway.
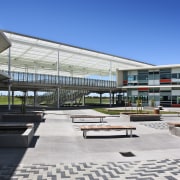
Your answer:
[4,71,117,92]
[0,109,180,179]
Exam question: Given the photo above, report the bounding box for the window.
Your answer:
[172,73,177,79]
[148,71,159,80]
[123,71,128,80]
[160,73,171,79]
[149,88,159,93]
[128,75,137,81]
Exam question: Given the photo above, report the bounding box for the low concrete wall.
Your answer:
[0,123,34,147]
[120,113,161,121]
[130,114,161,121]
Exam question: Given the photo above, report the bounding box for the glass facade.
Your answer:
[148,71,159,80]
[138,70,148,85]
[122,68,180,107]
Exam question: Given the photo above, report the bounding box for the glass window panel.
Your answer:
[160,68,171,73]
[148,96,154,100]
[178,97,180,104]
[172,73,177,79]
[148,74,154,80]
[138,70,148,74]
[160,73,171,79]
[123,71,128,80]
[172,96,177,104]
[154,74,160,79]
[138,74,148,80]
[149,88,154,93]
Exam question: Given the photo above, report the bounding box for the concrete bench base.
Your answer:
[80,125,136,138]
[0,123,34,147]
[70,115,106,123]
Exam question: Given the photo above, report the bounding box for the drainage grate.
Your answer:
[119,152,135,157]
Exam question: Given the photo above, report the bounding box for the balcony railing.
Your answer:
[8,71,116,88]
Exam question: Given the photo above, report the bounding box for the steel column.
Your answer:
[100,93,102,104]
[57,51,60,109]
[109,90,112,107]
[8,48,11,111]
[34,90,37,110]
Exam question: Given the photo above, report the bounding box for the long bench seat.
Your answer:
[70,115,106,123]
[80,125,136,138]
[168,122,180,126]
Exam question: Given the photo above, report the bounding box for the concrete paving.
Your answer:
[0,108,180,179]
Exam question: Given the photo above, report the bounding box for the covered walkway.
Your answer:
[0,30,154,109]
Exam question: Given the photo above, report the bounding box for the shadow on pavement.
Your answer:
[85,134,139,139]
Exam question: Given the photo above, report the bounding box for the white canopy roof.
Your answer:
[0,30,154,78]
[0,31,11,53]
[0,70,10,81]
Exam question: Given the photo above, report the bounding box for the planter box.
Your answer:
[120,112,149,115]
[1,111,45,122]
[0,123,34,147]
[120,113,161,121]
[168,123,180,137]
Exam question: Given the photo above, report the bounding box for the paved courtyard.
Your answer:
[0,108,180,179]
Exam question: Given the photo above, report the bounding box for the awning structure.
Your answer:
[0,32,11,82]
[0,31,11,53]
[0,71,10,81]
[0,30,154,78]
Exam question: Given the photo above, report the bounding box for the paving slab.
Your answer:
[0,108,180,179]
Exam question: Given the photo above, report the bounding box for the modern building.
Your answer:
[116,65,180,107]
[0,30,153,109]
[1,30,179,109]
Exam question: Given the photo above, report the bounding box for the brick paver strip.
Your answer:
[0,159,179,180]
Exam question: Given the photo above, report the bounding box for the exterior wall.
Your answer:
[172,90,180,96]
[116,70,123,86]
[148,80,159,85]
[172,68,180,73]
[117,67,180,107]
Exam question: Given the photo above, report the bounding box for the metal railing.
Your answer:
[9,71,116,88]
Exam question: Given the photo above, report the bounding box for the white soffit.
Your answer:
[0,31,11,53]
[0,31,154,76]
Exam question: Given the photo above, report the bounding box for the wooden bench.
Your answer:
[70,115,106,123]
[80,125,136,138]
[167,122,180,127]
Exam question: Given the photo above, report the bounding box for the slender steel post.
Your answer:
[83,93,86,106]
[57,50,60,109]
[12,91,14,105]
[109,61,112,107]
[34,90,37,110]
[100,93,102,104]
[109,60,112,81]
[8,48,11,111]
[112,92,115,105]
[109,90,112,107]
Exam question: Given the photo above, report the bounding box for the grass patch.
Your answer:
[93,108,179,115]
[0,96,22,105]
[93,108,135,115]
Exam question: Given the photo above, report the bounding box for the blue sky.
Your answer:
[0,0,179,65]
